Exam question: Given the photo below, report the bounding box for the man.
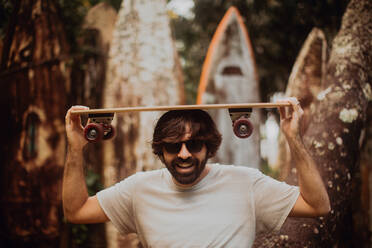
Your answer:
[63,98,330,247]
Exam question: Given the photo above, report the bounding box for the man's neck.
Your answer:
[172,164,211,189]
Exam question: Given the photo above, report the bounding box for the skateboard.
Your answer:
[71,103,290,143]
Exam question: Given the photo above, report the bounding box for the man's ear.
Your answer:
[159,153,165,163]
[206,146,213,159]
[207,151,213,159]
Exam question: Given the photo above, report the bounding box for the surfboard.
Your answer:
[0,0,69,243]
[278,28,327,180]
[196,6,261,168]
[102,1,184,246]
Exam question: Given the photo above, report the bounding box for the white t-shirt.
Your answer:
[97,164,299,248]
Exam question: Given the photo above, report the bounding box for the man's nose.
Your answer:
[177,143,192,159]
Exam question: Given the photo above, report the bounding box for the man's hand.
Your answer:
[276,97,330,217]
[63,105,109,224]
[277,97,304,143]
[65,106,89,150]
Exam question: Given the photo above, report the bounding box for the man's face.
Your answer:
[161,125,208,186]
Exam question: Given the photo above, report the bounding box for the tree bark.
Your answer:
[0,0,70,247]
[254,0,372,247]
[102,0,184,247]
[359,101,372,245]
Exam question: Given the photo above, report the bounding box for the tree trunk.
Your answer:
[254,0,372,247]
[0,0,69,247]
[360,104,372,244]
[102,0,184,247]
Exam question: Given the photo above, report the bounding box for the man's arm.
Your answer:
[278,98,331,217]
[63,106,109,224]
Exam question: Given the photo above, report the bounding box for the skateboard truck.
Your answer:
[84,113,116,143]
[228,108,253,138]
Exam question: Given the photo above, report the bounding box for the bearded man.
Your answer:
[63,98,330,247]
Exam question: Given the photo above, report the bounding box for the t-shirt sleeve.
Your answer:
[252,169,299,233]
[96,174,138,234]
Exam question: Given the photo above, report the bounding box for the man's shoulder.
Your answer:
[213,163,260,173]
[111,168,166,191]
[205,164,266,191]
[211,163,263,179]
[130,168,166,180]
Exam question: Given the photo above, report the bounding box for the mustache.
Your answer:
[172,157,198,167]
[174,157,193,164]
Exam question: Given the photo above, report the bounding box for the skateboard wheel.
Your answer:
[103,124,116,140]
[84,123,104,143]
[233,118,253,138]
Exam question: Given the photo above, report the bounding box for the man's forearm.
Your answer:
[62,146,89,220]
[288,138,330,214]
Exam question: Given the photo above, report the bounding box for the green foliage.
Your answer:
[86,168,103,196]
[107,0,122,11]
[71,223,89,246]
[171,16,208,104]
[58,0,95,54]
[57,0,119,55]
[69,169,103,246]
[170,0,349,103]
[260,158,279,179]
[0,0,14,39]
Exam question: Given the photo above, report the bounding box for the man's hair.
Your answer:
[152,110,222,159]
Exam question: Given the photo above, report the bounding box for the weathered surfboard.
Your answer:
[277,28,327,181]
[0,0,69,245]
[102,0,184,247]
[196,6,261,168]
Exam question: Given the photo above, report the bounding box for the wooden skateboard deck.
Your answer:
[71,102,290,143]
[71,102,289,115]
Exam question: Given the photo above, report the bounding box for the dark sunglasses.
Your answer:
[163,139,205,154]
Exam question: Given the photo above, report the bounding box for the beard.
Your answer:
[165,156,208,185]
